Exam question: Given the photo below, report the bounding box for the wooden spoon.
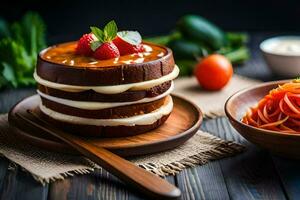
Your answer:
[15,112,181,200]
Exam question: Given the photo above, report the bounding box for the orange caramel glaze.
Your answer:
[40,41,167,68]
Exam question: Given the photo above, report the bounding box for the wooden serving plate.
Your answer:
[8,94,202,157]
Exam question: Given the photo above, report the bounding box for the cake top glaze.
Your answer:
[40,42,167,68]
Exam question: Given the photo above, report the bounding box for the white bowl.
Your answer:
[260,36,300,77]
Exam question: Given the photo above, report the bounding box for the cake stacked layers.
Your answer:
[34,42,179,137]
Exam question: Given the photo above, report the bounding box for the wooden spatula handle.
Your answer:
[16,113,181,200]
[71,140,181,199]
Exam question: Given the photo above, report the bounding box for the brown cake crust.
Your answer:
[38,81,172,102]
[39,109,170,137]
[37,42,175,86]
[40,96,167,119]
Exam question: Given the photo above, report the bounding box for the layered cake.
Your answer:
[34,21,179,137]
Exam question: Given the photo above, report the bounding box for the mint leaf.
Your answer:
[90,26,104,42]
[117,31,141,45]
[104,20,117,41]
[90,41,102,51]
[90,21,118,43]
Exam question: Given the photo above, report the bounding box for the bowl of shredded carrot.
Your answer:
[225,79,300,158]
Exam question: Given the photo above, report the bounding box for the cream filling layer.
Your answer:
[39,96,173,126]
[34,65,179,94]
[37,81,174,110]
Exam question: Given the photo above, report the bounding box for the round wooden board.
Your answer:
[8,94,202,157]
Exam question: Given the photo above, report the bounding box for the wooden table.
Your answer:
[0,33,299,200]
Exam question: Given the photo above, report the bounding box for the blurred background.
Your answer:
[0,0,299,91]
[2,0,300,43]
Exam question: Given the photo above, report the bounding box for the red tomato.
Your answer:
[194,54,233,90]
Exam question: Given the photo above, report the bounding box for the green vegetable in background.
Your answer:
[145,14,250,76]
[0,12,46,89]
[177,15,227,50]
[226,32,249,47]
[223,47,250,64]
[168,39,204,59]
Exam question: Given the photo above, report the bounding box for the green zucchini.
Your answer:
[168,39,205,59]
[177,15,227,50]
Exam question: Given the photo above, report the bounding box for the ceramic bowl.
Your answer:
[225,80,300,159]
[260,36,300,77]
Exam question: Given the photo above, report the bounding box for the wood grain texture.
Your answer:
[0,157,9,198]
[48,169,175,200]
[14,110,181,200]
[272,156,300,200]
[176,163,230,200]
[202,118,287,200]
[0,161,48,200]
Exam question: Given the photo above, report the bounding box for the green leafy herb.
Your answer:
[90,20,118,51]
[0,12,47,89]
[104,20,117,41]
[91,20,117,43]
[90,40,102,51]
[90,26,104,42]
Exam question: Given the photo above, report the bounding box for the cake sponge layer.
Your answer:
[39,96,173,137]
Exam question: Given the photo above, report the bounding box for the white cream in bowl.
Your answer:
[260,36,300,77]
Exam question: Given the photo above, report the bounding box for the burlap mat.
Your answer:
[0,114,244,184]
[174,75,261,118]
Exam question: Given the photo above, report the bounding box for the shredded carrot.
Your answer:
[242,80,300,134]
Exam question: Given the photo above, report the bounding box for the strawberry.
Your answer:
[113,31,144,55]
[93,42,120,60]
[90,20,120,60]
[76,33,95,56]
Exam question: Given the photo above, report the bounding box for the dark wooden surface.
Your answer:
[0,33,299,200]
[15,110,181,200]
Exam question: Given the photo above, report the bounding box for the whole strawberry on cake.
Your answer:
[34,20,179,137]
